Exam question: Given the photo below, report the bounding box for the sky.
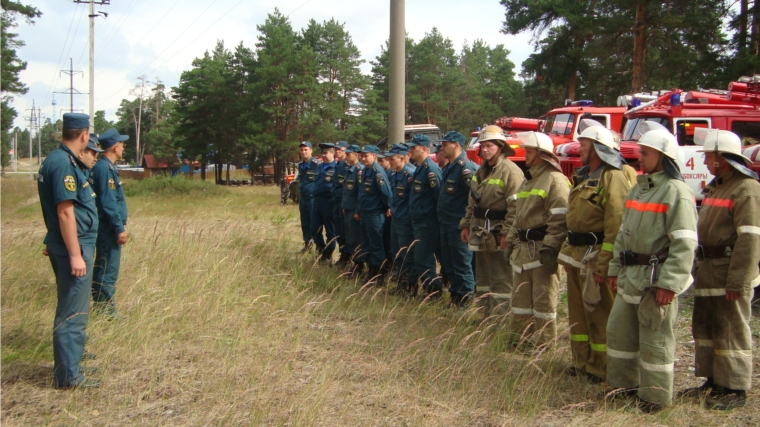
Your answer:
[11,0,534,131]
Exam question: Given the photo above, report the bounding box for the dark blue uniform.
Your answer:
[298,157,321,245]
[357,162,392,269]
[409,156,443,293]
[332,158,348,257]
[390,162,416,283]
[438,151,478,300]
[342,162,363,260]
[383,166,394,264]
[38,143,99,388]
[310,160,337,256]
[91,156,128,310]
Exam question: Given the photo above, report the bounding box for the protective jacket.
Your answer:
[696,169,760,296]
[506,162,570,272]
[462,155,523,251]
[607,172,698,294]
[558,164,630,277]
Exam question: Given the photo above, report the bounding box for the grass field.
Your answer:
[1,175,759,426]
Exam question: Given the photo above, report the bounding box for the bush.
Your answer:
[123,175,230,197]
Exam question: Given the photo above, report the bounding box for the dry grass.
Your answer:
[1,175,759,426]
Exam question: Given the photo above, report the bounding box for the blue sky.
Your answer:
[11,0,534,130]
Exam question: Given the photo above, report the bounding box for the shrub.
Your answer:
[123,175,229,197]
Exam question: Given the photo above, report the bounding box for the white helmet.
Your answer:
[637,129,679,160]
[578,126,615,149]
[695,128,753,164]
[479,125,514,156]
[516,131,554,154]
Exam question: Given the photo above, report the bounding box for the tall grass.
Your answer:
[1,176,757,426]
[123,175,230,198]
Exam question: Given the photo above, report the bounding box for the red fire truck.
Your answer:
[465,116,539,168]
[555,80,760,201]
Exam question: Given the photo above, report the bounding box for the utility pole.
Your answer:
[388,0,405,146]
[12,131,17,172]
[73,0,109,129]
[56,58,86,113]
[26,100,35,176]
[131,74,149,167]
[37,107,46,165]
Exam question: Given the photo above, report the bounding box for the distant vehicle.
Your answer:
[376,124,442,148]
[540,101,627,147]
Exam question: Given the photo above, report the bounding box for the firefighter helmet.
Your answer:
[637,129,679,160]
[695,128,753,164]
[478,125,514,156]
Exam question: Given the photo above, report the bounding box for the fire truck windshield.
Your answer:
[542,113,575,135]
[622,116,670,141]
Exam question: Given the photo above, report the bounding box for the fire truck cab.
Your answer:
[466,116,539,168]
[540,101,626,146]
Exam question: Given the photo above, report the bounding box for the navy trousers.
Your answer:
[299,197,314,244]
[359,212,385,267]
[440,222,475,297]
[48,243,94,388]
[344,211,362,260]
[92,222,121,308]
[391,218,415,281]
[333,203,348,255]
[310,197,336,252]
[411,220,442,293]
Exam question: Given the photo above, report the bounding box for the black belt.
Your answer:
[518,225,548,242]
[696,245,733,260]
[473,206,507,220]
[620,249,669,266]
[566,230,605,246]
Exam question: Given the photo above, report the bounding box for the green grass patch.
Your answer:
[123,175,230,197]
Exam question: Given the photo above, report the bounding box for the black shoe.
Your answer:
[585,372,604,384]
[458,293,473,308]
[335,253,350,268]
[350,263,364,279]
[364,266,381,285]
[565,366,583,377]
[300,241,313,253]
[635,397,662,413]
[678,378,717,399]
[706,389,746,410]
[57,377,100,390]
[604,387,638,401]
[424,289,443,302]
[318,248,334,265]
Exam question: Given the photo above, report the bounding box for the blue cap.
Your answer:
[335,141,348,148]
[346,144,361,153]
[441,131,466,146]
[300,141,312,148]
[86,133,103,153]
[99,128,129,149]
[318,142,335,150]
[431,143,442,154]
[360,145,380,154]
[407,134,432,148]
[63,113,90,130]
[389,144,408,156]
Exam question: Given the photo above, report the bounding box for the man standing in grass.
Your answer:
[342,144,364,276]
[606,130,697,412]
[297,141,321,252]
[37,113,100,389]
[311,143,338,264]
[91,128,129,319]
[387,143,416,294]
[356,145,392,283]
[332,141,350,268]
[682,129,760,410]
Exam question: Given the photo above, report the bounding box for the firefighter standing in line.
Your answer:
[378,151,394,271]
[606,129,698,412]
[461,125,523,315]
[438,131,479,306]
[356,145,393,283]
[682,129,760,410]
[502,131,569,345]
[388,144,417,294]
[297,141,321,252]
[310,143,338,264]
[342,145,364,276]
[332,141,351,268]
[557,126,631,383]
[408,134,444,297]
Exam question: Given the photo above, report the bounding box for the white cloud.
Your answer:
[12,0,534,131]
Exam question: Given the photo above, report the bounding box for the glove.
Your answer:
[539,246,559,274]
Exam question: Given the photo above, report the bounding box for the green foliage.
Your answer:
[94,110,113,134]
[122,175,230,198]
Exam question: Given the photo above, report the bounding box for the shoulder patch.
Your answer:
[108,163,114,171]
[462,168,472,175]
[458,159,464,166]
[64,175,76,192]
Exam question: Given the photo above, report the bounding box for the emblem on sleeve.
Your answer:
[64,175,76,192]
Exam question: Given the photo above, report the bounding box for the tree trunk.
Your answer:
[200,161,207,181]
[752,0,760,56]
[631,1,648,92]
[226,161,230,185]
[741,0,749,52]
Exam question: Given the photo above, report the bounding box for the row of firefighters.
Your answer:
[293,125,760,412]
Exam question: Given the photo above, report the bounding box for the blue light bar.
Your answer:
[571,100,594,107]
[670,93,681,106]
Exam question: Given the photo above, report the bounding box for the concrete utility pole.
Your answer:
[388,0,406,146]
[37,107,46,165]
[56,58,85,113]
[26,100,35,176]
[131,74,149,167]
[73,0,109,130]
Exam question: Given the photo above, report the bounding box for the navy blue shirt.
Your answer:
[91,156,128,234]
[313,160,336,199]
[331,158,348,203]
[37,143,99,248]
[409,156,443,222]
[438,151,478,225]
[358,162,392,214]
[342,163,363,213]
[298,156,322,199]
[391,163,416,224]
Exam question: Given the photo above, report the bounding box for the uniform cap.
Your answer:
[377,151,387,159]
[440,131,466,146]
[98,128,129,149]
[87,133,103,153]
[300,141,313,148]
[318,142,336,150]
[430,143,442,154]
[360,145,380,154]
[63,113,90,130]
[335,141,348,148]
[389,144,408,156]
[345,144,361,154]
[408,133,432,147]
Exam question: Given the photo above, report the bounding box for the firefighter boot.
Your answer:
[706,389,746,410]
[678,378,717,399]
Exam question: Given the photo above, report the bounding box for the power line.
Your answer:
[40,3,82,112]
